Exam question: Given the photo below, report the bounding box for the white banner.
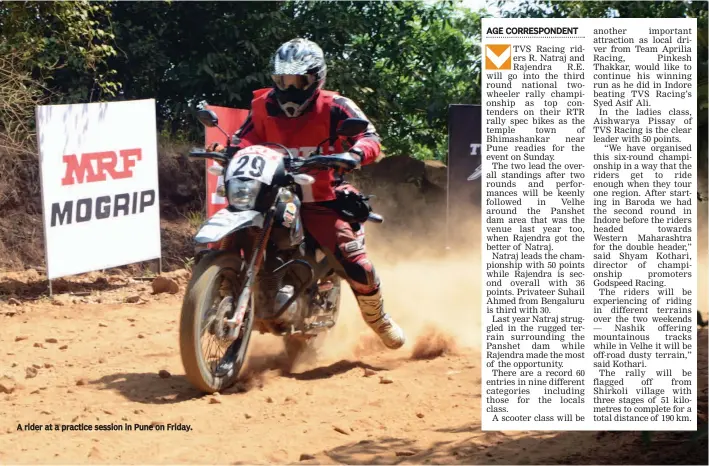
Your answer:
[36,99,162,280]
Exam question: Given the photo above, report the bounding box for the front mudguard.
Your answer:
[194,208,265,244]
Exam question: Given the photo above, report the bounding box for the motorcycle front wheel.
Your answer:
[179,250,254,393]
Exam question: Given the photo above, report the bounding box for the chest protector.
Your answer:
[250,88,345,203]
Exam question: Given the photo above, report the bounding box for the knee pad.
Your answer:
[343,257,380,295]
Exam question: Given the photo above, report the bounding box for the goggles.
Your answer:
[272,74,316,91]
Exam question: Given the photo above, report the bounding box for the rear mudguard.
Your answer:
[194,208,265,244]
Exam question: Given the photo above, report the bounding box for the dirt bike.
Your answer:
[179,108,384,393]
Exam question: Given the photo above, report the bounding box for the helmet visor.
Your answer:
[272,74,315,91]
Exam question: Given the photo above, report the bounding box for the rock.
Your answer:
[124,295,141,304]
[25,367,38,379]
[266,396,274,403]
[98,358,106,364]
[32,363,41,369]
[8,298,21,306]
[244,413,252,419]
[137,334,145,339]
[166,269,191,285]
[76,377,89,386]
[299,454,315,461]
[0,376,17,394]
[209,395,222,404]
[395,451,416,457]
[98,323,108,328]
[14,335,28,342]
[30,389,40,395]
[45,338,58,344]
[333,426,349,435]
[151,276,179,295]
[158,370,171,379]
[416,412,425,418]
[379,376,393,384]
[363,368,376,377]
[51,294,73,306]
[59,345,68,350]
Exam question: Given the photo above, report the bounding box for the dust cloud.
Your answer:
[313,211,482,365]
[237,206,483,378]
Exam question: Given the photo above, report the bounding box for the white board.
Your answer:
[36,99,161,279]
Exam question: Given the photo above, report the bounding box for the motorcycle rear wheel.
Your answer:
[179,250,254,393]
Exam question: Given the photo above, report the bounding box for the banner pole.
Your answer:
[445,105,451,251]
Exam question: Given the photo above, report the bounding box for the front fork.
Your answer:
[224,201,278,340]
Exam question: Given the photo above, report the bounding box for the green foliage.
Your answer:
[284,0,483,161]
[102,0,483,160]
[0,0,483,160]
[0,1,119,103]
[105,1,291,135]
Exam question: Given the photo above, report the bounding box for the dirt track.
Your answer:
[0,252,706,465]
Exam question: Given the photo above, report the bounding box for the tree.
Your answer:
[104,0,483,160]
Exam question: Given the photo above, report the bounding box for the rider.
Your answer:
[208,38,405,350]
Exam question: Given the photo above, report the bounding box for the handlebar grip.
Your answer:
[189,151,229,164]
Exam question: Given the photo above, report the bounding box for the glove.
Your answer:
[207,142,225,152]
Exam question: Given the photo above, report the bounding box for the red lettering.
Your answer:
[241,146,281,160]
[116,149,142,180]
[61,148,143,186]
[61,154,97,186]
[94,151,118,180]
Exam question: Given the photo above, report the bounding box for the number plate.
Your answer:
[225,146,282,185]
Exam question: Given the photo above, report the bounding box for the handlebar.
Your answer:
[189,145,359,172]
[188,150,229,165]
[368,213,384,224]
[290,153,360,173]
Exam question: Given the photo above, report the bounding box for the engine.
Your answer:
[274,284,302,325]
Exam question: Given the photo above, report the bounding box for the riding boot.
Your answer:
[355,288,406,349]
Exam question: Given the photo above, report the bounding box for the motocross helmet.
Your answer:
[271,38,327,118]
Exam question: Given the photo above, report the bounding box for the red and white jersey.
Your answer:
[233,88,382,202]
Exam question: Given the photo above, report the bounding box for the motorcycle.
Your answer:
[179,108,384,393]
